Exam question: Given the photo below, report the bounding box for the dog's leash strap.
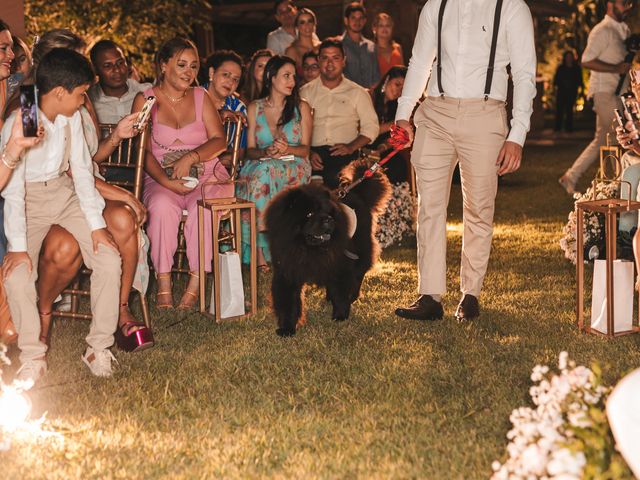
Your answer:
[337,126,410,199]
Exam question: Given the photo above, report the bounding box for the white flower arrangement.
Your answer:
[376,181,416,248]
[559,181,619,264]
[491,352,633,480]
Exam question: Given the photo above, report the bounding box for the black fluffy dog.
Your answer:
[265,160,391,336]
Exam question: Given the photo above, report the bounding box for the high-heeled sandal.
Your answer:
[156,272,173,309]
[177,272,199,310]
[39,311,52,348]
[114,303,155,353]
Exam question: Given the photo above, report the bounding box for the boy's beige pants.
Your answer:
[410,96,508,298]
[4,175,121,364]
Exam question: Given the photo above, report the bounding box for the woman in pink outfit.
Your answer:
[132,38,232,310]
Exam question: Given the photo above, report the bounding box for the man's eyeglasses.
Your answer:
[303,64,319,70]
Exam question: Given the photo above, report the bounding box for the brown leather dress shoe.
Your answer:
[455,294,480,320]
[395,295,443,320]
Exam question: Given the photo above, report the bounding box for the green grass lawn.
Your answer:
[2,138,640,479]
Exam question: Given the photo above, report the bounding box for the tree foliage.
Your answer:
[24,0,212,79]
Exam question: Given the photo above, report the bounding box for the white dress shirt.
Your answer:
[300,76,379,147]
[582,15,630,97]
[396,0,537,146]
[1,109,106,252]
[89,78,151,124]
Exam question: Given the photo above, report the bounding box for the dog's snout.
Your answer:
[320,215,335,230]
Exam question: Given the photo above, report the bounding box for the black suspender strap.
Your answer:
[484,0,504,100]
[436,0,449,97]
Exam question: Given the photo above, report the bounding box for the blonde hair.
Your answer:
[32,29,86,71]
[373,12,394,28]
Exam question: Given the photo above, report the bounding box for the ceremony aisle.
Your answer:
[2,139,639,479]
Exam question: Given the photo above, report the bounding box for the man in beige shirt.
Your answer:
[300,37,379,188]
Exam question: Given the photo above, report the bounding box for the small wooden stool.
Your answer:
[197,197,257,321]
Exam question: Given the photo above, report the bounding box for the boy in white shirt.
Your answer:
[1,48,122,383]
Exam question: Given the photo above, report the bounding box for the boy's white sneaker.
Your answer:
[82,347,117,377]
[16,359,47,389]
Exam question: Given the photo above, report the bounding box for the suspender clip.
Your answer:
[484,94,489,102]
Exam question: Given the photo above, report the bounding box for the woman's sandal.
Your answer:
[177,272,199,310]
[258,264,271,274]
[156,272,173,309]
[114,303,155,353]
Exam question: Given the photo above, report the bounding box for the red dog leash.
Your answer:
[337,125,411,198]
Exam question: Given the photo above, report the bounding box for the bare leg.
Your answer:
[177,271,199,310]
[103,201,139,327]
[37,226,82,342]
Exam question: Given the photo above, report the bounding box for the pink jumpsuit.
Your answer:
[143,86,233,274]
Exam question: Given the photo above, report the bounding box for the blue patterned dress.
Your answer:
[237,99,311,263]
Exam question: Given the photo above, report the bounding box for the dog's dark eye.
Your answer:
[306,212,313,218]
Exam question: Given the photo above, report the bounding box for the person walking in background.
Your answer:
[553,50,583,134]
[341,2,380,88]
[373,13,404,78]
[558,0,634,194]
[394,0,536,322]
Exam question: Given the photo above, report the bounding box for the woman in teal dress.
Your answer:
[237,55,312,268]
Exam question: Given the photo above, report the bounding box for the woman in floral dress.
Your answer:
[237,55,312,268]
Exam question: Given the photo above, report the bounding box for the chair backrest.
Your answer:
[223,116,245,179]
[98,123,149,200]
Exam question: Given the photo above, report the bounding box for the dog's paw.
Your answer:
[276,327,296,337]
[332,309,350,321]
[332,302,351,321]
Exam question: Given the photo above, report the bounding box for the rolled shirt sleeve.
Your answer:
[355,88,380,143]
[1,114,28,252]
[67,111,106,231]
[581,26,608,64]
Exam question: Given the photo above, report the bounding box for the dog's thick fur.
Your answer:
[265,160,391,336]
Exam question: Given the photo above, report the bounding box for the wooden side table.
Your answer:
[576,197,640,337]
[197,197,257,322]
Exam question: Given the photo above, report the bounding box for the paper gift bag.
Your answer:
[591,259,634,334]
[209,252,245,319]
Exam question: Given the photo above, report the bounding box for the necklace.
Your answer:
[160,86,188,103]
[159,86,188,129]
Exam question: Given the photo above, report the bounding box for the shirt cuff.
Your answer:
[87,215,107,232]
[507,125,527,147]
[8,238,27,253]
[395,102,415,123]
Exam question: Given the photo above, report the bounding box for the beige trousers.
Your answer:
[4,175,121,363]
[411,96,508,297]
[564,92,621,186]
